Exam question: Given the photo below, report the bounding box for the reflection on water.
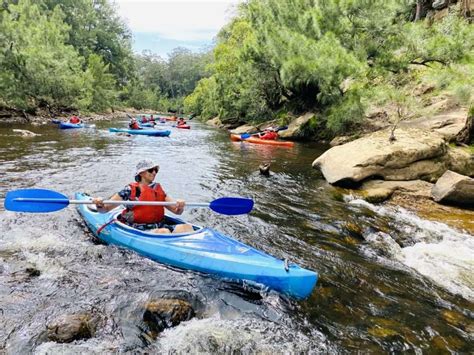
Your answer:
[0,120,472,353]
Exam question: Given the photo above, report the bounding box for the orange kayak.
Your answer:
[230,134,294,147]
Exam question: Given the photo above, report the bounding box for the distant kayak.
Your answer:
[175,124,190,129]
[59,122,84,129]
[75,192,318,299]
[109,128,171,137]
[139,122,155,127]
[230,134,295,147]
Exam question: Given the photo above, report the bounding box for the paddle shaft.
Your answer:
[13,198,209,207]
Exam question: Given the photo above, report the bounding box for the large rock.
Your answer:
[312,128,450,185]
[278,113,315,139]
[206,116,222,127]
[447,147,474,177]
[400,108,468,142]
[431,170,474,206]
[230,124,257,135]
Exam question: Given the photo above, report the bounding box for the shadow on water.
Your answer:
[0,120,472,353]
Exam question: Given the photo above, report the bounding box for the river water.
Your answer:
[0,119,472,353]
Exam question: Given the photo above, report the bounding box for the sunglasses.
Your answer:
[147,167,159,174]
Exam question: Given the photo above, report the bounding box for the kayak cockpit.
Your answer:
[86,205,204,237]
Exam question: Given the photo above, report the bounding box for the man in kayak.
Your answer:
[257,128,278,140]
[177,117,186,126]
[129,118,141,130]
[92,159,194,234]
[69,115,81,124]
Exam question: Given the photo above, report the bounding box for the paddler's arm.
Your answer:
[92,193,123,213]
[164,196,185,215]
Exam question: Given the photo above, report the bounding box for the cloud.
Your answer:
[114,0,239,41]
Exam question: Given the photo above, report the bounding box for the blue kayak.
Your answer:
[75,192,317,299]
[59,122,84,129]
[139,122,155,127]
[109,128,171,137]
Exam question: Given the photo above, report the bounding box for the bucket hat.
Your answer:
[135,159,159,177]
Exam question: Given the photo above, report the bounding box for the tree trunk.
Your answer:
[415,0,423,21]
[455,112,474,145]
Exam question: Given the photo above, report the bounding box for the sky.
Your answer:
[113,0,240,58]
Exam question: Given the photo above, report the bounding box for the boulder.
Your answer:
[278,113,315,139]
[431,170,474,206]
[230,124,257,135]
[447,147,474,177]
[206,116,222,127]
[143,299,194,335]
[46,313,95,343]
[312,128,449,185]
[432,0,449,10]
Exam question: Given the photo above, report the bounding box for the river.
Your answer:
[0,119,472,353]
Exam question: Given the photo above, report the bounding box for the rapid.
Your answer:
[0,119,472,353]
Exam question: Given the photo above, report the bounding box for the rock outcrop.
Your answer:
[431,170,474,206]
[278,113,315,139]
[312,128,457,185]
[230,124,257,135]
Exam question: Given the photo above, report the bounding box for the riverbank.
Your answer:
[0,108,145,124]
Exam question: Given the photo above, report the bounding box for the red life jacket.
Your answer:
[129,122,140,130]
[70,116,80,124]
[259,131,278,140]
[121,182,166,223]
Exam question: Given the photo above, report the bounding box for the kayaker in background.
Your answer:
[257,128,278,140]
[92,159,194,234]
[141,115,148,123]
[177,117,186,126]
[129,118,141,130]
[69,115,81,124]
[149,114,155,122]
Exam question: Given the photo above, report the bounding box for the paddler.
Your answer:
[92,159,194,234]
[257,127,278,140]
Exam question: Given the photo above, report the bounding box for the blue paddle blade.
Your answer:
[4,189,70,213]
[209,197,254,215]
[240,133,251,139]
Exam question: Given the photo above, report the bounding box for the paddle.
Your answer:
[5,189,254,216]
[240,125,288,139]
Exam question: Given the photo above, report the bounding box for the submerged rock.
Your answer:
[259,162,271,176]
[143,299,195,337]
[46,313,95,343]
[12,129,40,137]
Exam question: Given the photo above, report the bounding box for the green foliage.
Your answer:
[0,0,85,110]
[41,0,135,87]
[185,0,473,137]
[79,54,117,111]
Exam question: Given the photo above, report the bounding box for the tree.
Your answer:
[0,0,85,110]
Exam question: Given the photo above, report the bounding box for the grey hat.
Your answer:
[135,159,159,177]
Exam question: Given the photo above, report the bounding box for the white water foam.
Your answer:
[349,198,474,301]
[156,316,328,353]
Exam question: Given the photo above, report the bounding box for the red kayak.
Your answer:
[176,124,190,129]
[230,134,294,147]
